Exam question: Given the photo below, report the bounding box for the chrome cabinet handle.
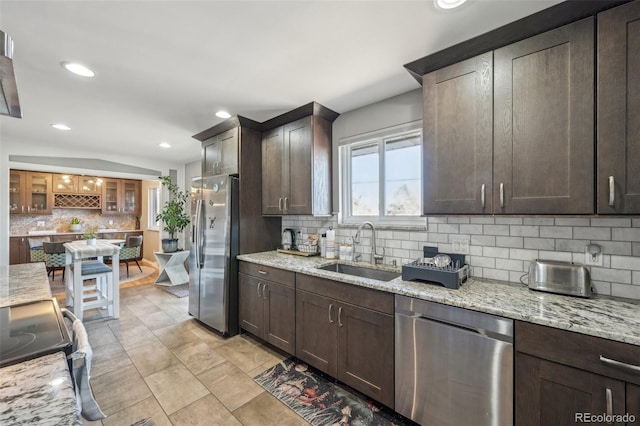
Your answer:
[481,184,486,209]
[257,282,262,298]
[21,205,24,213]
[328,304,334,323]
[608,176,615,207]
[600,355,640,373]
[499,183,504,209]
[278,197,283,211]
[605,387,612,423]
[338,307,343,327]
[257,270,268,275]
[262,284,268,300]
[284,197,289,212]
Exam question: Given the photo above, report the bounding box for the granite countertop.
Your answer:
[0,352,80,426]
[0,263,52,308]
[237,251,640,347]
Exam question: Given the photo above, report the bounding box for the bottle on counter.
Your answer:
[326,227,336,259]
[319,233,327,257]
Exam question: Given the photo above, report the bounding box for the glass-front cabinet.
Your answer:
[102,179,140,215]
[53,174,77,193]
[9,170,52,214]
[79,176,103,194]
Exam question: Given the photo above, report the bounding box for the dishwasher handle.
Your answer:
[410,313,514,344]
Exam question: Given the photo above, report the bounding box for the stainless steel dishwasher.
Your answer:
[395,295,513,426]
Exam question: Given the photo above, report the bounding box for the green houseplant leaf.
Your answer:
[155,176,190,240]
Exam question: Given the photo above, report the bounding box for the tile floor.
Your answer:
[69,276,310,426]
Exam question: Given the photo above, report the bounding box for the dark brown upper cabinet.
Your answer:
[261,102,338,216]
[597,1,640,214]
[493,18,594,214]
[422,52,493,214]
[202,127,239,176]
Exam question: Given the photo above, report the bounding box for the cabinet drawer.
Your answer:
[239,262,295,287]
[296,273,393,315]
[516,321,640,385]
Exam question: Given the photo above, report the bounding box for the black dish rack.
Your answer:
[402,246,469,289]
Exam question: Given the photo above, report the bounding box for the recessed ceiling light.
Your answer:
[61,62,95,77]
[216,111,231,119]
[51,123,71,131]
[159,142,171,149]
[434,0,467,10]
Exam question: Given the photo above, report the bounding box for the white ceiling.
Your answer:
[0,0,562,166]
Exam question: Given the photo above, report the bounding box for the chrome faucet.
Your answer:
[352,221,384,265]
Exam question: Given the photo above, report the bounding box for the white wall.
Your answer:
[284,89,640,301]
[1,138,189,265]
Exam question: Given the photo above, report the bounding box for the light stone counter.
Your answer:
[237,251,640,347]
[0,262,52,307]
[0,352,80,426]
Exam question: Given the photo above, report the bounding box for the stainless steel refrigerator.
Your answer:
[189,174,239,336]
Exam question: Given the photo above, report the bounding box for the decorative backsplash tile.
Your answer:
[283,215,640,300]
[10,210,137,235]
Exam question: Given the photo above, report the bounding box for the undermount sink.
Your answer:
[317,263,401,282]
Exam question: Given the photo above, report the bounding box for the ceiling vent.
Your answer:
[0,29,22,118]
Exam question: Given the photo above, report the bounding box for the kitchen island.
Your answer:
[237,251,640,346]
[0,263,80,425]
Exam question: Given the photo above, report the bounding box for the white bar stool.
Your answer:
[66,261,115,319]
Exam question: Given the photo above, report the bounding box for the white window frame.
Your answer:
[148,186,161,231]
[339,120,423,227]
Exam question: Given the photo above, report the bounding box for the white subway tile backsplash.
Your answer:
[573,227,611,240]
[287,214,640,300]
[524,238,555,250]
[611,228,640,242]
[590,267,631,284]
[483,246,510,258]
[509,248,539,261]
[611,283,640,300]
[555,218,590,226]
[510,225,539,237]
[591,218,632,227]
[510,271,528,284]
[483,225,510,236]
[495,236,523,248]
[540,226,572,239]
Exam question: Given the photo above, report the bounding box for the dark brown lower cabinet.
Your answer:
[295,274,394,408]
[238,263,295,355]
[516,321,640,426]
[9,236,29,264]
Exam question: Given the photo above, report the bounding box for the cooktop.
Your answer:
[0,299,72,368]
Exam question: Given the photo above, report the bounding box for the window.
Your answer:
[148,187,160,230]
[340,121,422,225]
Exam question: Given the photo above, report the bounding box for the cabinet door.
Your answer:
[79,176,103,194]
[284,116,313,214]
[239,273,264,337]
[494,18,594,214]
[9,170,26,214]
[628,383,640,423]
[295,290,338,377]
[9,237,28,265]
[102,179,120,214]
[121,180,140,215]
[337,303,394,408]
[218,127,239,175]
[423,52,493,214]
[26,172,53,214]
[262,126,285,215]
[52,174,78,193]
[262,280,295,355]
[597,1,640,214]
[203,136,220,176]
[516,353,626,426]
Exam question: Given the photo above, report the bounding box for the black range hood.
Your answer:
[0,29,22,119]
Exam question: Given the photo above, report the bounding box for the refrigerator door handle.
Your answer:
[196,198,204,268]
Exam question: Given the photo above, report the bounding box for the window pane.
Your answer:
[148,187,160,229]
[351,144,379,216]
[384,135,421,216]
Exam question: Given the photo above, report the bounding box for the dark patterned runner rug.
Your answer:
[254,358,414,426]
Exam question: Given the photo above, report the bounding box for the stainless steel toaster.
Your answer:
[528,259,592,298]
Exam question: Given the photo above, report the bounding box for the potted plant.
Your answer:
[83,228,98,246]
[70,217,82,232]
[156,176,190,253]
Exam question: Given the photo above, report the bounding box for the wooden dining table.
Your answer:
[63,240,121,319]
